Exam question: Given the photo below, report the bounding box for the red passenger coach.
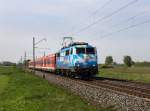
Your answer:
[36,57,44,69]
[43,54,56,72]
[29,54,56,72]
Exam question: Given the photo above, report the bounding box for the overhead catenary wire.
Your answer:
[110,9,150,28]
[90,8,150,37]
[66,0,113,36]
[72,0,139,36]
[89,0,113,17]
[98,19,150,40]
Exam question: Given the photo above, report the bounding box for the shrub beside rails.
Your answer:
[29,42,98,78]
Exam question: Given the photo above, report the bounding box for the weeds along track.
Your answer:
[30,70,150,100]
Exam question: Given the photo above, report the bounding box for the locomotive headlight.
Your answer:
[75,62,80,67]
[77,64,80,67]
[93,64,96,67]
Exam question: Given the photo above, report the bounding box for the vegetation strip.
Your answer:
[0,67,115,111]
[99,67,150,83]
[32,70,150,111]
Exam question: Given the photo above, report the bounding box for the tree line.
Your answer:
[0,61,16,66]
[105,56,134,67]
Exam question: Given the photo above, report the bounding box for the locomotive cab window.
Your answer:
[76,48,85,54]
[76,47,95,54]
[86,48,95,54]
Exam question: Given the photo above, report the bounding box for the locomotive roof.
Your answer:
[60,42,94,51]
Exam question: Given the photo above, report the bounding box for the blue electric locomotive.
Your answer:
[56,42,98,78]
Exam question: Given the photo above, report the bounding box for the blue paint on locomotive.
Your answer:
[56,43,98,72]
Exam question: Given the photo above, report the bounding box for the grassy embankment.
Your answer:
[99,66,150,83]
[0,66,115,111]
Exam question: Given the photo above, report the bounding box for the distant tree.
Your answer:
[105,56,113,65]
[2,61,16,66]
[113,62,117,66]
[123,56,133,67]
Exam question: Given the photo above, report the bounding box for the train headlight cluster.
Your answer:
[77,64,80,67]
[93,64,96,67]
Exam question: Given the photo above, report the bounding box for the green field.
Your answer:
[0,66,114,111]
[99,66,150,83]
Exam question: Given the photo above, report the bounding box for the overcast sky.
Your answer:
[0,0,150,63]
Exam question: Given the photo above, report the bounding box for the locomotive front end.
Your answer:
[56,42,98,78]
[73,44,98,77]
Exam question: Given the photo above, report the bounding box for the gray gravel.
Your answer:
[34,71,150,111]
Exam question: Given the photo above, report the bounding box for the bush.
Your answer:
[123,56,133,67]
[105,56,113,65]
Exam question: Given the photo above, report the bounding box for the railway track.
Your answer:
[89,79,150,99]
[30,70,150,100]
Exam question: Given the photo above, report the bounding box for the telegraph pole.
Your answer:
[32,37,46,74]
[24,51,26,67]
[20,56,23,68]
[20,56,23,64]
[24,51,27,68]
[33,37,35,73]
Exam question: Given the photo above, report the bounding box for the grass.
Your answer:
[0,75,9,94]
[99,66,150,83]
[0,66,115,111]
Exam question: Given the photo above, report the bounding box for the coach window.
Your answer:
[48,59,50,64]
[44,59,46,65]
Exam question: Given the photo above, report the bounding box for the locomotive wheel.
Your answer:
[68,71,75,78]
[61,69,66,76]
[61,70,64,76]
[70,72,76,78]
[57,69,61,75]
[55,70,58,75]
[66,70,70,77]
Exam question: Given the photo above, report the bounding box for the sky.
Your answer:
[0,0,150,63]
